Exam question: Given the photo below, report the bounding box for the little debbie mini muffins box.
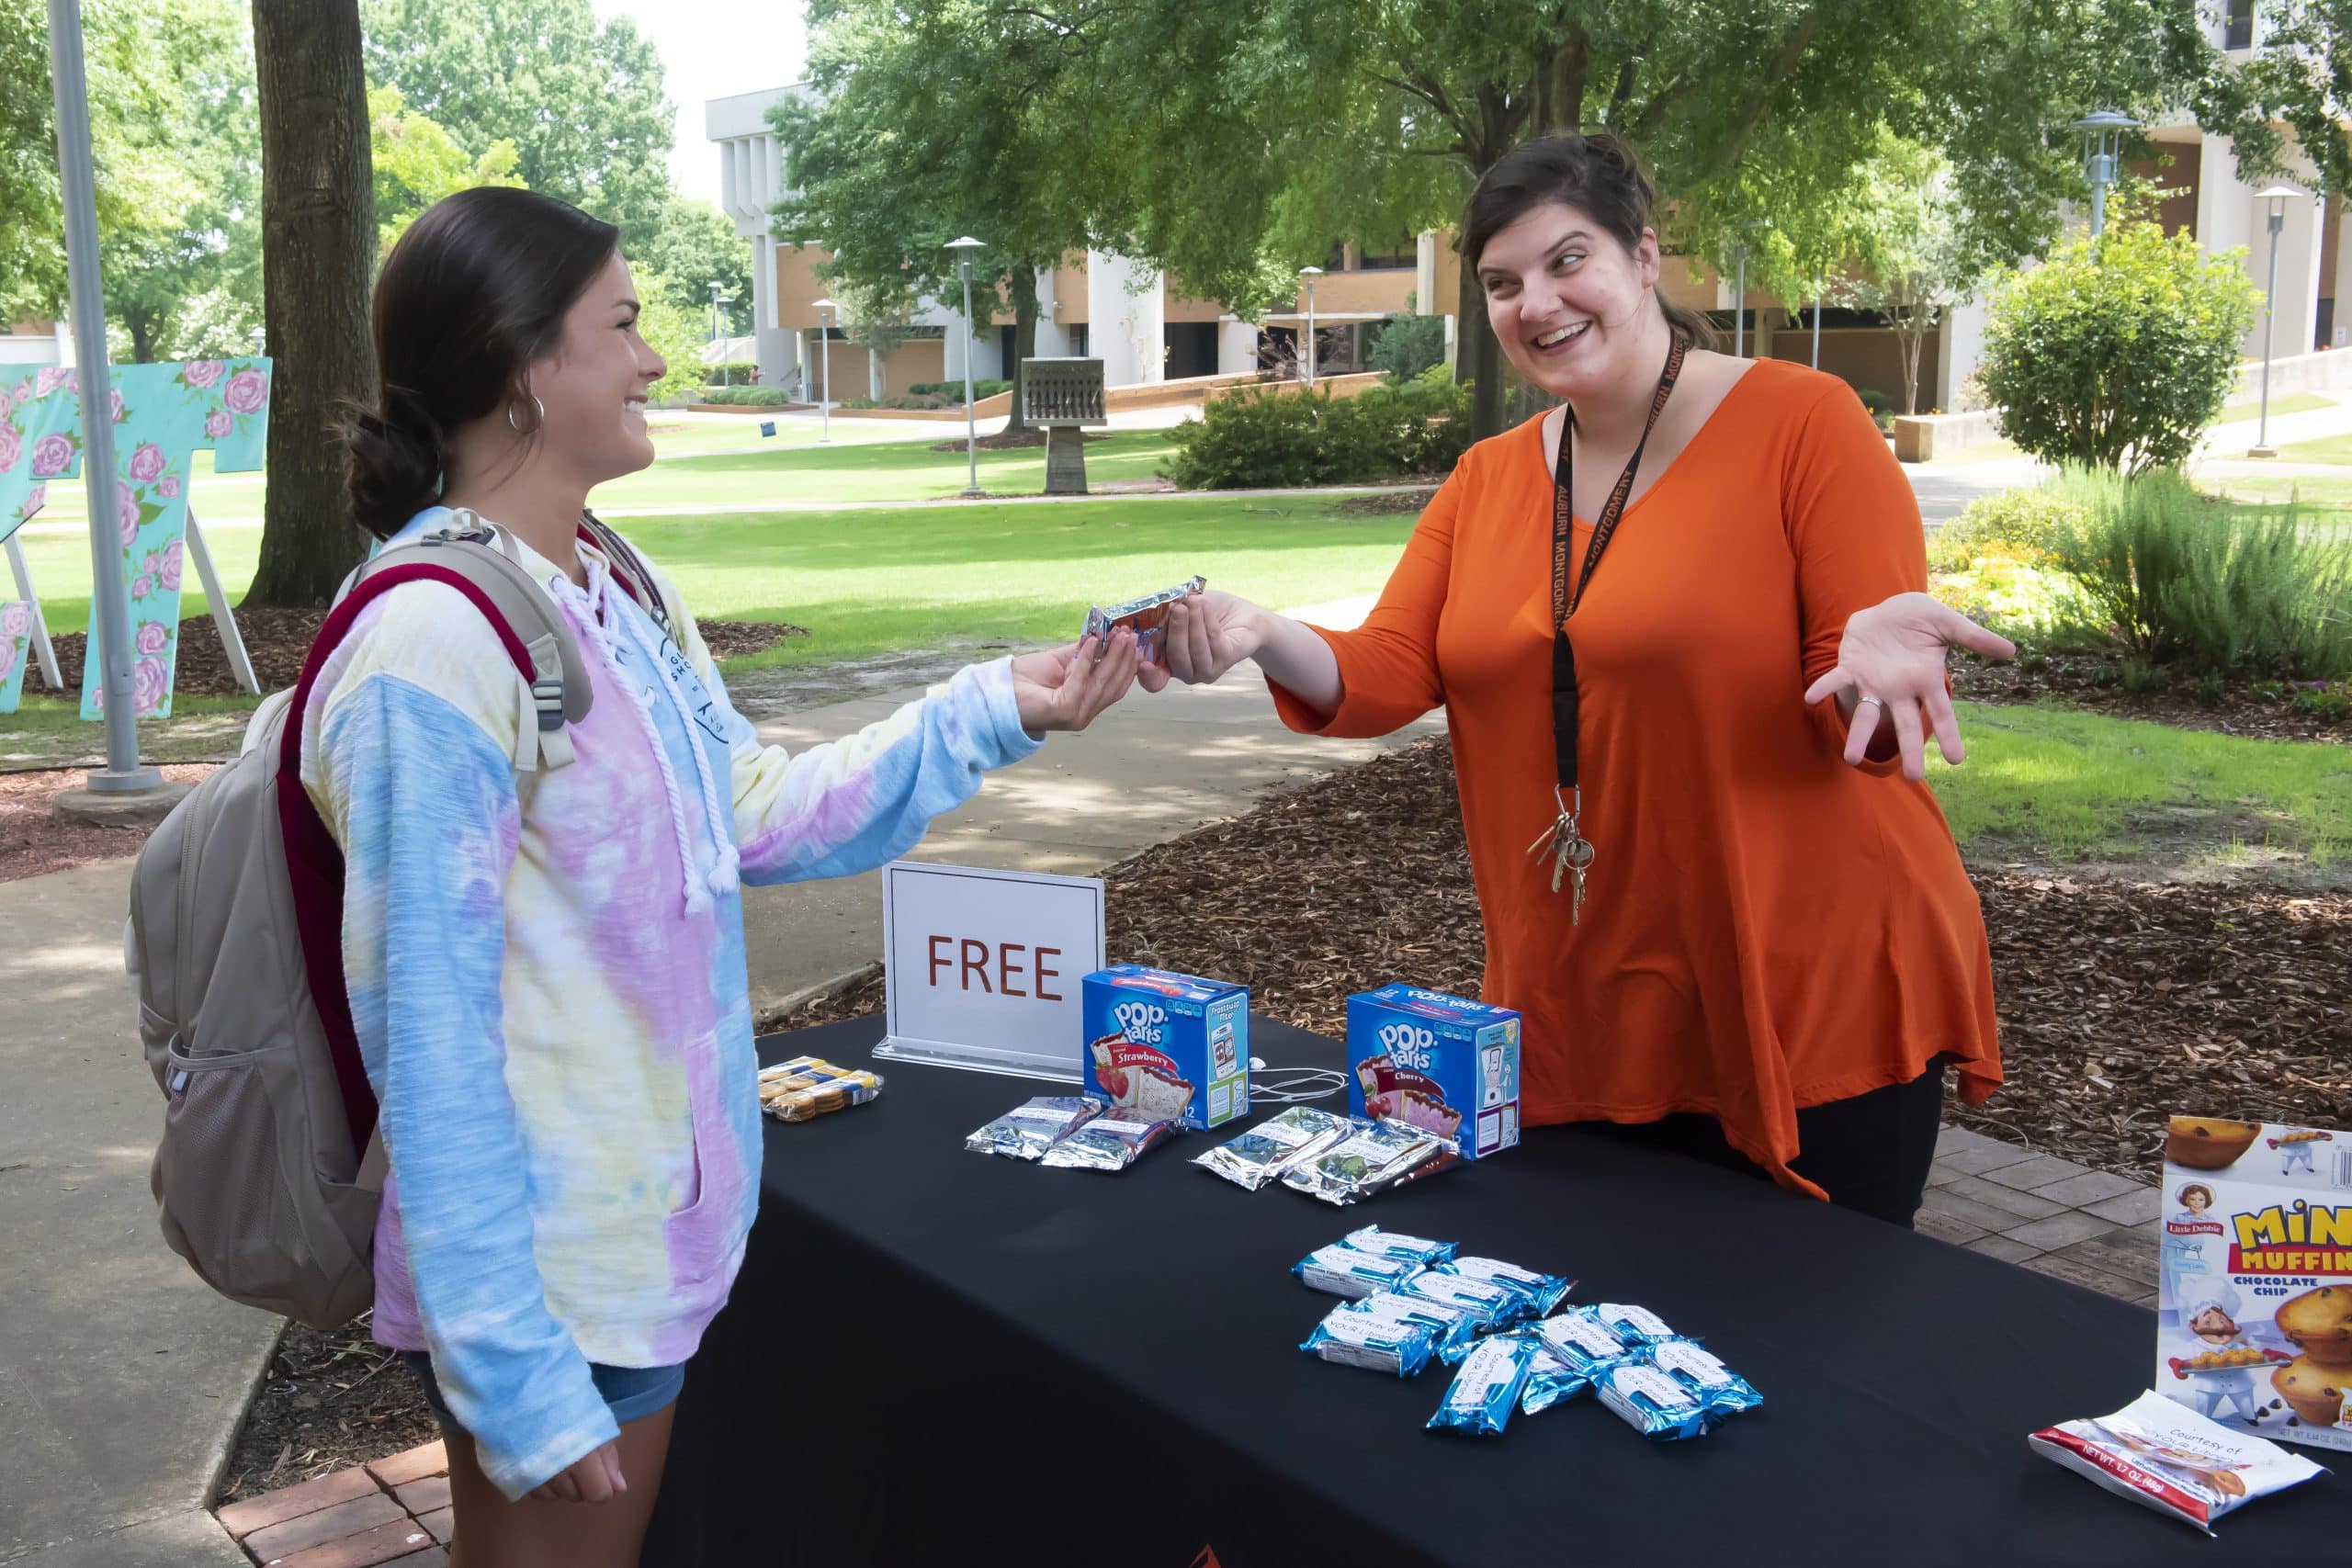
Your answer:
[1345,984,1521,1160]
[1080,964,1248,1131]
[2156,1115,2352,1451]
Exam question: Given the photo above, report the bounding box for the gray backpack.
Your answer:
[130,513,663,1327]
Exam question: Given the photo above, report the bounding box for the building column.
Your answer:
[1216,318,1261,375]
[1085,250,1165,387]
[1415,231,1438,314]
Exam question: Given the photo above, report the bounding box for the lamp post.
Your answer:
[946,235,987,498]
[1299,265,1323,386]
[2252,185,2305,458]
[2074,110,2137,236]
[811,296,837,445]
[709,282,734,387]
[1729,243,1747,357]
[1812,270,1824,368]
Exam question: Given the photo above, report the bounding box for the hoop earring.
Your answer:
[507,395,544,434]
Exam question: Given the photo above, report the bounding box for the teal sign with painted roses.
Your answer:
[0,357,270,718]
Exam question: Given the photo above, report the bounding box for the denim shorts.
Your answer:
[400,1350,687,1434]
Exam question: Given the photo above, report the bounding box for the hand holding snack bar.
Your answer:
[1010,629,1143,734]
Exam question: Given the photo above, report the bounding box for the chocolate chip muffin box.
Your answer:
[2157,1114,2352,1451]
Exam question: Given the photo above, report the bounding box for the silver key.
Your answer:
[1563,835,1594,923]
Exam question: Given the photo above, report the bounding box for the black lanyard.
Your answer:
[1532,333,1686,917]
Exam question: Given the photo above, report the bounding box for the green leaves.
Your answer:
[1979,214,2258,475]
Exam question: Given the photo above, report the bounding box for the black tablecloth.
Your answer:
[641,1016,2345,1567]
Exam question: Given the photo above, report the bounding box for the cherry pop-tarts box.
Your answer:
[2156,1115,2352,1451]
[1344,985,1521,1160]
[1080,964,1248,1132]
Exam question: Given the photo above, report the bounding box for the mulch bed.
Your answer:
[1335,487,1439,516]
[0,763,217,882]
[931,429,1116,451]
[792,735,2352,1181]
[1951,649,2350,746]
[219,1315,440,1506]
[40,614,807,699]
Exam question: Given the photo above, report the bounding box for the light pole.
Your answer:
[946,235,987,498]
[1811,270,1824,368]
[47,0,157,797]
[1729,243,1747,357]
[709,282,736,387]
[2252,185,2304,458]
[2074,110,2137,237]
[1299,265,1323,386]
[811,296,837,445]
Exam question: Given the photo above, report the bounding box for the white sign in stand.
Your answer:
[875,860,1105,1082]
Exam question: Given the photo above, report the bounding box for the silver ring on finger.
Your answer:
[1856,694,1885,711]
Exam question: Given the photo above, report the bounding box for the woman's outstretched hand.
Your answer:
[1804,591,2017,781]
[1012,629,1142,734]
[1135,591,1264,693]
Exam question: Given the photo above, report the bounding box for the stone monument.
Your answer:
[1022,356,1107,495]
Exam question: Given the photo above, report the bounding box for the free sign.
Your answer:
[875,861,1105,1081]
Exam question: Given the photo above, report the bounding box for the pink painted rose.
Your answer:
[34,366,68,398]
[158,475,180,500]
[130,573,153,601]
[0,637,16,685]
[133,655,169,716]
[136,620,168,654]
[183,359,226,390]
[108,387,124,423]
[159,540,183,592]
[65,368,78,393]
[11,378,29,406]
[117,479,140,546]
[128,442,165,482]
[24,482,45,514]
[222,367,269,414]
[204,409,232,438]
[0,422,17,473]
[30,432,74,478]
[1,601,28,637]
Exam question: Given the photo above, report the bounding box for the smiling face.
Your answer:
[1476,199,1664,402]
[526,251,666,487]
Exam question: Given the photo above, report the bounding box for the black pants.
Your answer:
[1593,1062,1950,1226]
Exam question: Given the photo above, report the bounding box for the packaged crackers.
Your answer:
[757,1056,883,1122]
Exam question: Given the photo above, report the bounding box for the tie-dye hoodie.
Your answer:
[299,507,1043,1496]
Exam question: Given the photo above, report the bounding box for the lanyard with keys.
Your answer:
[1527,332,1687,923]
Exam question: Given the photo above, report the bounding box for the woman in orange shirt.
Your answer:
[1142,133,2014,1225]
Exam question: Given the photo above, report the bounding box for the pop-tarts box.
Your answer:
[1345,985,1520,1160]
[2156,1116,2352,1451]
[1080,964,1248,1131]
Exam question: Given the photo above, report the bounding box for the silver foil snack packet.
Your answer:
[1083,575,1205,662]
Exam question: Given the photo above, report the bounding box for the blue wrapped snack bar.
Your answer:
[1363,1288,1482,1365]
[1302,1295,1442,1377]
[1520,1308,1637,1415]
[1399,1269,1519,1329]
[1444,1257,1571,1321]
[1344,1224,1456,1268]
[1596,1359,1710,1441]
[1650,1338,1763,1420]
[1427,1334,1542,1437]
[1294,1243,1425,1299]
[1596,1302,1679,1348]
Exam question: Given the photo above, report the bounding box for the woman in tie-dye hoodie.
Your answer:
[321,188,1140,1566]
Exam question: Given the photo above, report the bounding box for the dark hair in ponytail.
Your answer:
[346,186,621,539]
[1457,132,1721,352]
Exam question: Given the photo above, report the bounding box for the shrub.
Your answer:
[704,361,760,384]
[1928,487,2089,573]
[1165,367,1469,489]
[1977,214,2258,474]
[909,378,1013,401]
[1367,314,1448,384]
[698,385,797,406]
[2041,468,2352,678]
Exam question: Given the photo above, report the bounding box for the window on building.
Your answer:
[1356,233,1417,271]
[2225,0,2254,50]
[1068,323,1090,357]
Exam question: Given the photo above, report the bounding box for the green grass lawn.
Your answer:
[6,492,1411,673]
[2215,390,2335,425]
[1930,701,2352,871]
[2203,471,2352,524]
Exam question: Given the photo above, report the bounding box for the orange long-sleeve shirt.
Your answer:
[1272,359,2000,1197]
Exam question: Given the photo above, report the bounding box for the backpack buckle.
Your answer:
[532,678,565,732]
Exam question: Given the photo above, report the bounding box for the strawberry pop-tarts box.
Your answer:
[1346,985,1521,1160]
[1080,964,1249,1131]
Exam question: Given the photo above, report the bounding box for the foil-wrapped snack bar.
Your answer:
[964,1095,1102,1160]
[1040,1114,1177,1172]
[1083,575,1205,661]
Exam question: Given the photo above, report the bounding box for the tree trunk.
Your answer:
[243,0,375,607]
[1003,265,1040,435]
[126,310,156,364]
[1457,232,1507,440]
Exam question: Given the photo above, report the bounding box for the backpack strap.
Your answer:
[579,510,678,643]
